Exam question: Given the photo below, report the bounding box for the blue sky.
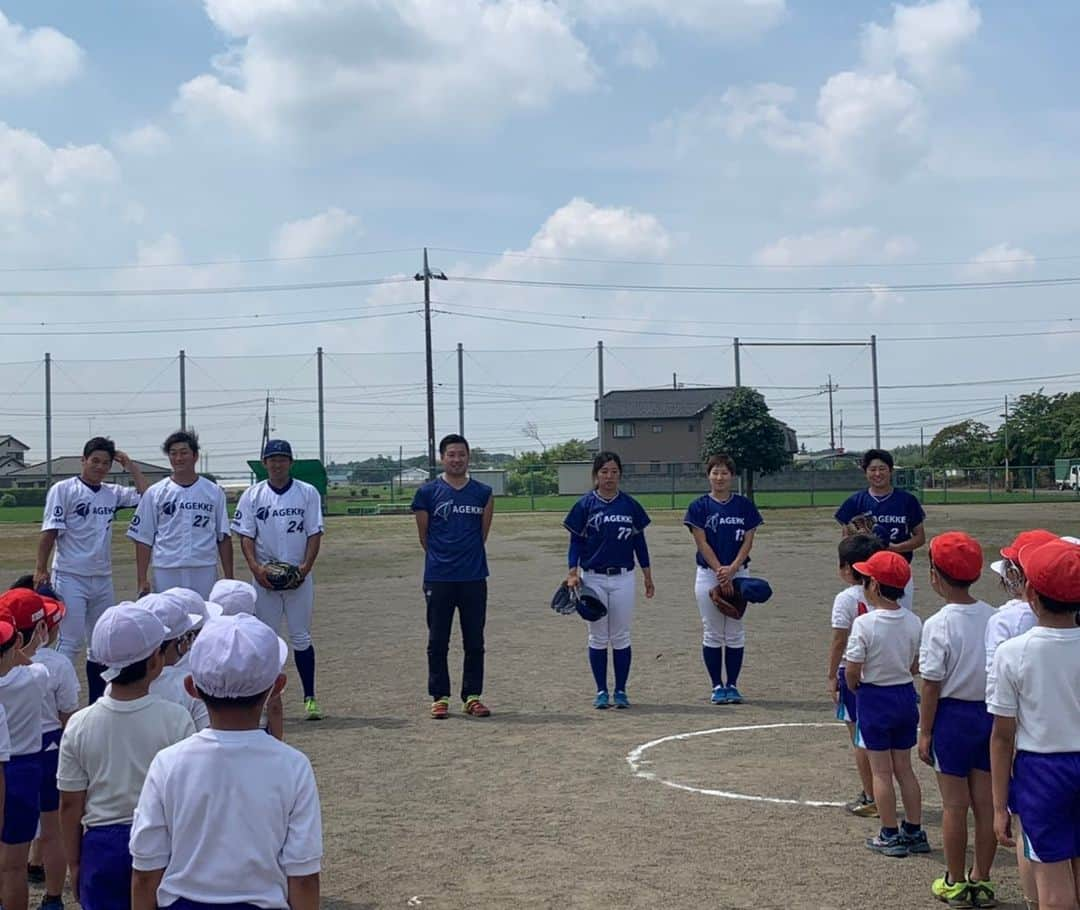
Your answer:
[1,1,1079,472]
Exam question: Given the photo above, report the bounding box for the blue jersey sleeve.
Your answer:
[633,532,651,569]
[632,499,651,532]
[683,496,707,530]
[563,496,589,537]
[834,493,862,525]
[745,499,764,531]
[410,484,430,513]
[568,535,585,569]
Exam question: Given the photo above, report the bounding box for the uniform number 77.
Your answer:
[616,527,633,541]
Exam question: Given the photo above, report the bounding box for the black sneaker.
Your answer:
[27,865,45,885]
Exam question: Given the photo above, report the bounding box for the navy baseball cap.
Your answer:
[262,439,293,459]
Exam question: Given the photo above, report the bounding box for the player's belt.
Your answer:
[588,567,632,576]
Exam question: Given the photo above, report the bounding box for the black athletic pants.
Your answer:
[425,579,487,701]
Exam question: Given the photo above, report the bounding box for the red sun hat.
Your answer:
[1019,538,1080,602]
[0,588,47,631]
[1002,529,1056,563]
[852,550,912,589]
[40,597,66,630]
[930,531,984,583]
[0,606,16,647]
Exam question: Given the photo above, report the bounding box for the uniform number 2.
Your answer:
[193,515,210,528]
[287,519,305,534]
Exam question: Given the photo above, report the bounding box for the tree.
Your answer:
[926,420,992,468]
[701,387,790,499]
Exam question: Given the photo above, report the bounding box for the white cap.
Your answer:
[990,558,1009,579]
[162,587,211,627]
[92,603,168,682]
[209,579,258,616]
[138,592,202,639]
[188,613,287,698]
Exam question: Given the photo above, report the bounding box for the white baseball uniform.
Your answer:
[127,477,229,598]
[43,477,141,662]
[232,479,323,650]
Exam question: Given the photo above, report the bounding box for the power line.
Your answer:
[0,275,410,299]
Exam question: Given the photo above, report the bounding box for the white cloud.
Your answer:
[568,0,786,35]
[962,242,1036,278]
[861,0,981,87]
[177,0,597,142]
[514,197,669,260]
[615,30,659,70]
[0,10,83,95]
[136,233,185,267]
[754,227,916,267]
[115,124,170,157]
[272,208,360,260]
[0,121,118,222]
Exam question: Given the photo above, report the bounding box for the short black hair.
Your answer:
[929,558,974,589]
[9,574,34,590]
[439,434,469,455]
[195,685,271,710]
[839,533,884,568]
[163,430,199,456]
[705,454,736,474]
[878,583,906,601]
[1031,590,1080,616]
[592,451,622,476]
[861,448,894,471]
[83,437,116,459]
[0,631,16,655]
[110,656,152,685]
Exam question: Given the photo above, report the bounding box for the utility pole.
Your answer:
[596,341,605,452]
[45,353,52,490]
[870,334,881,447]
[415,248,447,479]
[733,338,741,387]
[457,342,465,436]
[261,392,272,455]
[1004,395,1010,491]
[179,349,187,431]
[826,374,837,451]
[920,426,925,458]
[839,410,844,450]
[316,346,325,465]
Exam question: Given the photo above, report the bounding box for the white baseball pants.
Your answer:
[253,574,314,650]
[695,565,748,648]
[54,571,116,664]
[582,569,636,650]
[152,565,218,599]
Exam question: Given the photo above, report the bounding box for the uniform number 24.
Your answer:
[287,519,305,534]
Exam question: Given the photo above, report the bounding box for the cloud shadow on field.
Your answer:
[289,715,409,732]
[480,711,589,727]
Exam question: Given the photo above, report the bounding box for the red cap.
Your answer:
[1020,538,1080,602]
[930,531,984,584]
[40,597,66,630]
[0,605,15,647]
[0,589,47,631]
[1002,529,1056,563]
[852,550,912,589]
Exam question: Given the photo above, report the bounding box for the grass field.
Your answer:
[5,500,1079,908]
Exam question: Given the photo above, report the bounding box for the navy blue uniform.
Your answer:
[683,494,763,569]
[835,489,925,562]
[563,490,651,571]
[412,477,492,702]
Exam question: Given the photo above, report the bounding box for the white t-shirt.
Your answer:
[831,584,868,669]
[232,479,324,566]
[985,598,1037,675]
[0,703,11,762]
[988,626,1080,753]
[151,665,209,732]
[57,695,195,828]
[33,647,81,735]
[130,728,322,909]
[43,477,141,576]
[0,663,50,755]
[128,477,230,569]
[844,608,923,686]
[920,600,995,701]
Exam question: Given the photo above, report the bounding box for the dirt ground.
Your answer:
[4,500,1079,910]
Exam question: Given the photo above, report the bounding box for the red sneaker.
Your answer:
[430,698,449,719]
[462,696,491,717]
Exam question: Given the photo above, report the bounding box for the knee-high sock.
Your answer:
[86,660,107,704]
[588,647,608,692]
[293,645,316,700]
[724,646,744,688]
[613,646,632,692]
[702,646,724,687]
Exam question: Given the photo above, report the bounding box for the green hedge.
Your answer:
[0,488,48,507]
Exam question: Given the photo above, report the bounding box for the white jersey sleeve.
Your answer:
[42,482,67,533]
[305,483,325,537]
[111,483,141,510]
[127,484,160,547]
[214,485,230,541]
[0,703,10,762]
[232,487,257,539]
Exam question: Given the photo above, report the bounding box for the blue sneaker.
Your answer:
[866,830,909,857]
[726,685,743,704]
[593,690,610,709]
[901,829,931,854]
[711,685,729,704]
[613,690,631,709]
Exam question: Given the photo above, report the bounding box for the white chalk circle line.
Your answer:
[627,721,849,808]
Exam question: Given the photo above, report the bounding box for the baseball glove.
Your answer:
[709,582,747,620]
[264,561,303,591]
[847,513,878,536]
[551,581,578,615]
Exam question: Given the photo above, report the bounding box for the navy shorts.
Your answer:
[835,667,857,723]
[931,698,991,776]
[854,682,918,752]
[39,728,63,812]
[170,900,263,910]
[80,824,133,910]
[1012,751,1080,864]
[2,752,43,844]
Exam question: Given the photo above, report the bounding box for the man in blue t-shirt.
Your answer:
[835,448,926,609]
[411,434,494,720]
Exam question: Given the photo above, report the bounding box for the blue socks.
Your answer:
[702,646,724,687]
[724,647,744,688]
[86,660,107,704]
[293,645,316,700]
[612,646,631,692]
[588,647,608,692]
